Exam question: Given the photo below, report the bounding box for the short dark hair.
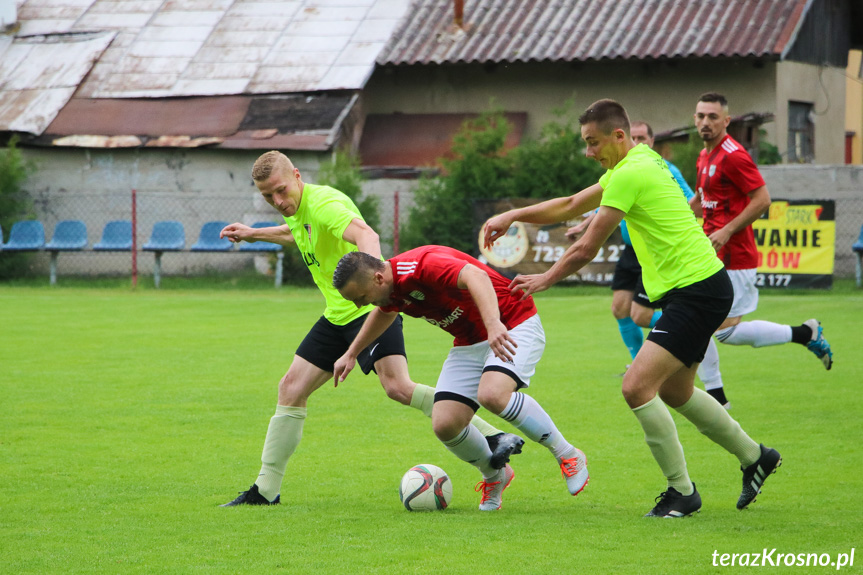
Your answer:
[698,92,728,107]
[631,121,653,138]
[578,99,630,135]
[333,251,385,290]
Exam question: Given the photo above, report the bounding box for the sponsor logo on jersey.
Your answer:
[422,306,464,329]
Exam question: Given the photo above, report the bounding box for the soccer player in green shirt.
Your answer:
[219,151,520,506]
[483,100,781,518]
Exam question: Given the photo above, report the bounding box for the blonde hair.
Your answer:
[252,151,292,182]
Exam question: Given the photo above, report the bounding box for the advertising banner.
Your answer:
[475,199,623,284]
[476,198,835,289]
[752,199,835,289]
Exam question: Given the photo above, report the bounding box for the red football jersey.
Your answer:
[380,245,537,346]
[696,135,766,270]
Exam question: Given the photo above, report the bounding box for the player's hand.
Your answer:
[564,224,584,240]
[509,273,551,300]
[333,353,356,387]
[486,321,517,362]
[220,222,255,244]
[708,227,732,252]
[482,214,514,249]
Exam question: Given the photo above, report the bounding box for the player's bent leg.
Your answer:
[630,301,656,329]
[481,372,588,495]
[625,343,697,514]
[376,354,517,461]
[223,357,330,507]
[434,399,512,510]
[374,354,416,406]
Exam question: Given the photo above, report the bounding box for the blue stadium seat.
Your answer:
[853,224,863,288]
[93,220,133,251]
[190,221,233,252]
[46,220,88,251]
[2,220,45,251]
[46,220,88,285]
[143,221,185,288]
[142,221,185,252]
[238,222,282,252]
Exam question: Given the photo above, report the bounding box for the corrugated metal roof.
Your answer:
[10,0,412,99]
[0,30,114,134]
[377,0,811,66]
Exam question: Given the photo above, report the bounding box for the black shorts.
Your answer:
[295,313,407,375]
[610,245,641,291]
[632,274,660,309]
[647,269,733,368]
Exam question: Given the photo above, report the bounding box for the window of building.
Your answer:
[788,101,815,163]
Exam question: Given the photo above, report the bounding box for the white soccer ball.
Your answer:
[399,464,453,511]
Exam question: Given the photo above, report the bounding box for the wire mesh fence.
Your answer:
[1,186,407,286]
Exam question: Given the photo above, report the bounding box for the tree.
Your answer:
[0,136,35,279]
[402,103,603,253]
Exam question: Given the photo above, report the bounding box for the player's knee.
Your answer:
[611,301,629,320]
[620,374,649,408]
[476,388,507,414]
[277,372,307,404]
[378,375,412,405]
[432,414,461,442]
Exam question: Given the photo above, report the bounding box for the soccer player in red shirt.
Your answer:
[332,246,589,511]
[690,93,833,384]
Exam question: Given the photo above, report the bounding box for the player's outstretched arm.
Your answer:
[333,308,398,385]
[483,183,604,249]
[220,223,295,246]
[509,205,624,299]
[458,264,516,362]
[342,218,382,259]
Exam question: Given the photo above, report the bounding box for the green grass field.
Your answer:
[1,284,861,574]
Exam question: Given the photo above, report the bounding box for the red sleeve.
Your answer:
[725,150,766,195]
[415,252,466,288]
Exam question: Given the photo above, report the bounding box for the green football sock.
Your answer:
[254,405,306,502]
[674,388,761,467]
[410,383,502,437]
[632,396,693,495]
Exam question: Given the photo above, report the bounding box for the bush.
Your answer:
[402,103,603,253]
[0,136,35,279]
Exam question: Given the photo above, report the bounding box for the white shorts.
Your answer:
[434,314,545,409]
[727,268,759,318]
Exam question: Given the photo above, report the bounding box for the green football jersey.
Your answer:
[599,144,723,301]
[283,183,374,325]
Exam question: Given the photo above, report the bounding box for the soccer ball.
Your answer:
[399,464,452,511]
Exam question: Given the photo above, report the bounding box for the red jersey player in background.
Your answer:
[331,246,588,511]
[690,93,833,402]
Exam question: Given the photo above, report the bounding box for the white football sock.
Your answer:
[499,392,572,459]
[716,320,792,347]
[442,424,496,477]
[255,405,306,501]
[697,337,724,390]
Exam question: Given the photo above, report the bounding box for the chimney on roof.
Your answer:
[1,0,17,33]
[453,0,464,28]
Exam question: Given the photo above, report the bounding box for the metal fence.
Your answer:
[3,187,405,286]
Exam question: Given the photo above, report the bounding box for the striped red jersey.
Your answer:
[380,245,537,346]
[696,134,766,270]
